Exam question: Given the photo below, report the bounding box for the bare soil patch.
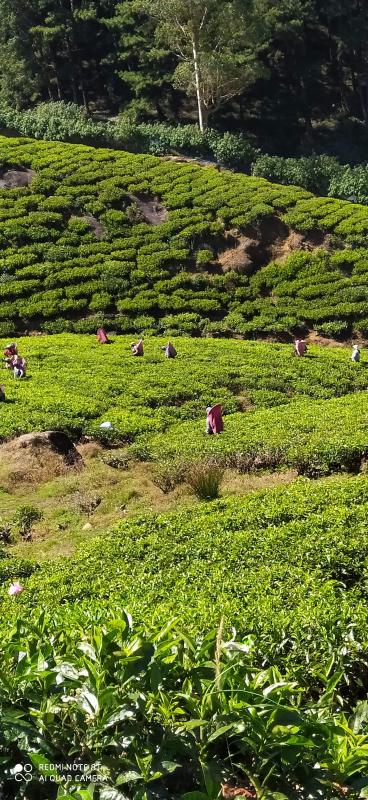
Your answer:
[217,215,333,273]
[163,154,223,171]
[0,431,83,487]
[0,168,35,189]
[307,330,349,348]
[128,193,168,225]
[81,213,106,239]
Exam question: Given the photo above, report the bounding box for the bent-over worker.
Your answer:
[294,339,307,357]
[206,404,224,435]
[161,341,177,359]
[12,356,26,378]
[97,327,110,345]
[131,339,144,356]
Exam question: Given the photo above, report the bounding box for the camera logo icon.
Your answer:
[14,763,33,782]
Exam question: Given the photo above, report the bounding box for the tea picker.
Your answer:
[161,341,177,359]
[294,339,307,357]
[131,339,144,356]
[97,327,111,344]
[12,356,27,379]
[206,404,224,435]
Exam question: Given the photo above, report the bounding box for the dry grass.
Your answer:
[221,468,297,495]
[0,440,298,561]
[77,442,102,459]
[0,445,73,489]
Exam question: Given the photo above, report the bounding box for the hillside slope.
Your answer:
[1,136,368,339]
[1,335,367,480]
[4,474,368,674]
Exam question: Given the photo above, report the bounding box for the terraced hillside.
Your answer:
[1,136,368,339]
[2,140,368,798]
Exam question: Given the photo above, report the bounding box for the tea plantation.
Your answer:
[2,137,368,798]
[2,475,368,798]
[1,136,368,339]
[1,334,368,478]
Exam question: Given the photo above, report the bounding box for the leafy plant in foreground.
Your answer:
[0,610,368,799]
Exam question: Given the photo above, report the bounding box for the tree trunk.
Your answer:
[80,78,89,113]
[55,73,62,100]
[358,82,368,125]
[192,34,205,131]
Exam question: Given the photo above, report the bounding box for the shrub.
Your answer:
[185,459,224,499]
[100,449,130,470]
[151,458,187,493]
[252,153,341,195]
[14,505,43,540]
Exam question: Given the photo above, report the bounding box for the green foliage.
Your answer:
[4,474,368,688]
[0,605,367,798]
[252,153,343,195]
[0,104,259,170]
[1,334,368,448]
[0,136,368,337]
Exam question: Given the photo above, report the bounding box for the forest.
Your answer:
[1,0,368,158]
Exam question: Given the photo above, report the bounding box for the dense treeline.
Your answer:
[1,0,368,156]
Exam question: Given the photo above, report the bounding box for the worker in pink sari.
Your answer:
[131,339,144,356]
[294,339,307,357]
[97,327,110,344]
[206,404,224,435]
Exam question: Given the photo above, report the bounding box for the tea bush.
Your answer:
[1,605,368,799]
[139,391,368,478]
[3,474,368,687]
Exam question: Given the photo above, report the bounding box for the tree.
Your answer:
[105,0,177,121]
[0,0,40,107]
[137,0,267,130]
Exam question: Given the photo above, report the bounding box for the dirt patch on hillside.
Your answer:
[307,330,349,347]
[128,193,168,225]
[217,215,333,273]
[0,168,35,189]
[82,213,106,239]
[0,431,83,487]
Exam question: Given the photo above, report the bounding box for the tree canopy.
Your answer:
[0,0,367,155]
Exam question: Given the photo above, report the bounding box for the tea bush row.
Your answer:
[3,474,368,688]
[4,101,368,209]
[220,249,368,339]
[1,137,368,336]
[136,390,368,479]
[0,335,366,445]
